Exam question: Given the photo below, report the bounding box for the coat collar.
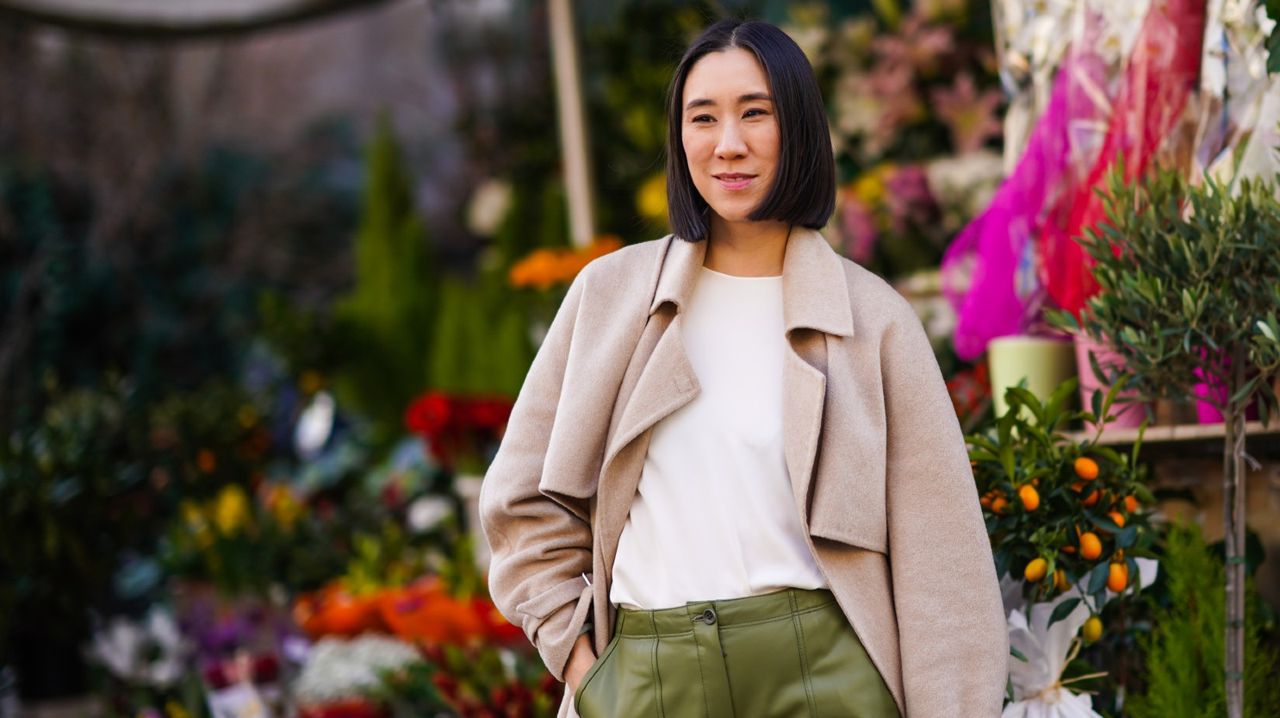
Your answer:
[650,226,854,338]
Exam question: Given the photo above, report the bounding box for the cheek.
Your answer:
[682,131,709,162]
[751,126,781,168]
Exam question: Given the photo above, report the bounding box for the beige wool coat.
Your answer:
[478,228,1008,717]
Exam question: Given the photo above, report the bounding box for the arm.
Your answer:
[881,308,1008,717]
[479,274,595,682]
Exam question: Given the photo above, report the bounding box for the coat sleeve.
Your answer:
[479,273,595,682]
[881,306,1009,717]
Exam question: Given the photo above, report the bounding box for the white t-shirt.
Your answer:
[609,266,828,610]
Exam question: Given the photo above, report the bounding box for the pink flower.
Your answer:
[930,72,1004,153]
[871,15,956,77]
[839,193,879,264]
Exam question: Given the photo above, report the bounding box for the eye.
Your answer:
[743,108,769,118]
[690,114,714,124]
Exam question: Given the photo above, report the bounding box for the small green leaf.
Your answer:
[1087,563,1110,594]
[1048,597,1083,629]
[1088,514,1124,533]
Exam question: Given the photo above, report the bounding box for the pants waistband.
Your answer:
[615,587,837,637]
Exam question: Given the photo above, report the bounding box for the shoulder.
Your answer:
[580,235,670,279]
[572,235,671,303]
[834,254,920,339]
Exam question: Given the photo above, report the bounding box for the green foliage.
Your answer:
[1126,523,1280,717]
[1053,164,1280,422]
[429,270,532,400]
[333,116,439,441]
[968,378,1156,611]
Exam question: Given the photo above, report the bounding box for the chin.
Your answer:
[707,202,757,224]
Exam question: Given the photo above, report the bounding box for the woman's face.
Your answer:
[681,47,780,226]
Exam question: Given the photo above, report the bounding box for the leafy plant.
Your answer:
[968,378,1157,618]
[1052,164,1280,714]
[1127,523,1280,717]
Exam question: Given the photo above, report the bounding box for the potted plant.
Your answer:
[968,378,1159,714]
[1052,164,1280,717]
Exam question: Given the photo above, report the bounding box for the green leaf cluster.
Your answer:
[1052,162,1280,422]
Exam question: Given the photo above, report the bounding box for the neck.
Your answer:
[703,215,791,277]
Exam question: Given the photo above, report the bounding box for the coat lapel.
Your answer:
[779,228,854,521]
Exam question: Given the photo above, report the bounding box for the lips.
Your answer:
[712,172,757,190]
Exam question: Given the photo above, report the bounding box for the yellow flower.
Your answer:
[165,701,192,718]
[213,484,251,536]
[636,173,668,223]
[236,404,259,429]
[180,500,214,549]
[851,163,894,207]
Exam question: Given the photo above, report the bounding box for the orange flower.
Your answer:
[508,236,623,289]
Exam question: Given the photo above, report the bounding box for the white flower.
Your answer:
[407,495,453,533]
[87,608,189,688]
[925,151,1005,218]
[294,636,421,703]
[294,391,336,461]
[465,178,513,238]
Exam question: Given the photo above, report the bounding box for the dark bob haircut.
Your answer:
[666,19,836,242]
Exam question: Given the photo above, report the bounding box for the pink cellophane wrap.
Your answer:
[942,43,1109,360]
[1037,0,1207,317]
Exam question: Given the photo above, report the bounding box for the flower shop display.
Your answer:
[969,379,1160,714]
[1053,165,1280,715]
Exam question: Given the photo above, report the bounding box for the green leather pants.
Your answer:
[573,587,900,717]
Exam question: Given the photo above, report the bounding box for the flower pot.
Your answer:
[1073,333,1147,432]
[1192,358,1260,424]
[987,335,1076,419]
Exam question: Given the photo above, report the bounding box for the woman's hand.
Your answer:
[564,633,597,695]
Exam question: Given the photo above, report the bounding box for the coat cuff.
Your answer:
[526,578,595,682]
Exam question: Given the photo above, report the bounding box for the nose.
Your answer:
[714,120,747,160]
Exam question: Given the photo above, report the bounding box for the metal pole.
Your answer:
[548,0,595,248]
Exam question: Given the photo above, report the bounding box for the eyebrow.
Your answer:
[684,92,773,111]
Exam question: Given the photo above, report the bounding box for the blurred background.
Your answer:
[2,0,1279,716]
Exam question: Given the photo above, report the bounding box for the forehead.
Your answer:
[682,47,770,104]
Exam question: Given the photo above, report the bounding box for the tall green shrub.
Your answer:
[1127,523,1280,717]
[333,116,437,439]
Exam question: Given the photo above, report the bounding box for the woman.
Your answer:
[479,18,1007,718]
